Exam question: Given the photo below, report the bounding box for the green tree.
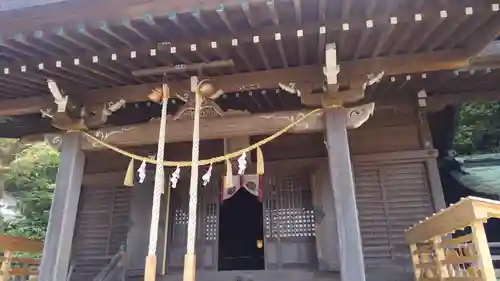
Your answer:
[2,142,59,240]
[0,139,32,232]
[454,102,500,155]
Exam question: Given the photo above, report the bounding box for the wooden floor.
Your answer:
[126,268,415,281]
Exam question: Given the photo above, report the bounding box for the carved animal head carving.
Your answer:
[345,102,375,129]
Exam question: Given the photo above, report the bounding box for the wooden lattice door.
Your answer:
[165,173,219,273]
[262,163,317,269]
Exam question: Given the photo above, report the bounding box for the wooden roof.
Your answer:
[0,1,498,99]
[1,0,500,137]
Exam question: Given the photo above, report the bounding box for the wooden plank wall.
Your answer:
[69,184,132,281]
[69,106,436,279]
[354,162,434,269]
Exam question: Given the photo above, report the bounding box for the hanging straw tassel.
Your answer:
[225,159,233,188]
[257,147,265,175]
[124,159,135,187]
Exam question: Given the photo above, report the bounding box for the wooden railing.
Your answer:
[405,196,500,281]
[0,235,43,281]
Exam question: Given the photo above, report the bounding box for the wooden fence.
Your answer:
[405,196,500,281]
[0,235,43,281]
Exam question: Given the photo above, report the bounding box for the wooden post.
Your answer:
[431,236,448,280]
[409,244,421,280]
[0,250,12,281]
[426,158,447,211]
[324,109,366,281]
[470,221,496,281]
[38,132,85,281]
[416,100,447,212]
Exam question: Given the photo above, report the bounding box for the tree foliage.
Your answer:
[454,102,500,155]
[2,142,59,240]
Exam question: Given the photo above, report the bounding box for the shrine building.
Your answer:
[1,0,500,281]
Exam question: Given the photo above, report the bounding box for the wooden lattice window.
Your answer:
[264,174,315,238]
[204,203,217,241]
[173,209,188,225]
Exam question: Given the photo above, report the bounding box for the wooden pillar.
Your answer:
[416,97,447,212]
[325,109,366,281]
[39,132,85,281]
[426,159,447,211]
[471,221,496,281]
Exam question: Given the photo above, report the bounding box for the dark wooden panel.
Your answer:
[70,184,132,281]
[126,176,168,276]
[354,161,434,272]
[349,124,421,154]
[252,133,327,161]
[84,140,224,173]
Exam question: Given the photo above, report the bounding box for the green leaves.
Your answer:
[454,102,500,155]
[1,141,59,240]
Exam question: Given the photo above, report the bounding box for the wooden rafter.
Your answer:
[4,3,496,71]
[465,13,500,55]
[254,36,271,70]
[353,0,377,59]
[274,33,289,67]
[0,0,271,38]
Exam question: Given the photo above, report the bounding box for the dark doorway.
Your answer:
[218,188,265,271]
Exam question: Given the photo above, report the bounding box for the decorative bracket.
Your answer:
[323,43,340,93]
[47,79,68,113]
[43,79,126,130]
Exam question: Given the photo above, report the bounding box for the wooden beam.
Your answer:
[38,110,325,150]
[0,96,53,116]
[83,66,323,104]
[338,49,468,87]
[427,90,500,112]
[0,66,323,117]
[353,149,438,164]
[0,235,44,253]
[0,49,472,117]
